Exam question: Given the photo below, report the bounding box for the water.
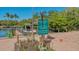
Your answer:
[0,28,15,38]
[0,30,7,37]
[0,30,9,37]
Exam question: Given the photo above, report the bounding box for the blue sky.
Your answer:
[0,7,65,21]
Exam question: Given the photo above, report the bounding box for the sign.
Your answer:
[37,19,48,35]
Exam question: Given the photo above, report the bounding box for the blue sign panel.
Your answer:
[37,19,48,35]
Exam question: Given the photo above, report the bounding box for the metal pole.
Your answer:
[40,12,45,46]
[32,7,34,40]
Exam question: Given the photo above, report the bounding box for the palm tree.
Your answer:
[4,13,18,27]
[4,13,10,18]
[14,14,19,27]
[4,13,11,27]
[14,14,19,19]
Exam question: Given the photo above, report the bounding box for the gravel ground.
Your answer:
[49,31,79,51]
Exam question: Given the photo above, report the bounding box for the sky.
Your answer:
[0,7,66,21]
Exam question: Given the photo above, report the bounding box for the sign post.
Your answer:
[38,19,48,35]
[37,12,48,46]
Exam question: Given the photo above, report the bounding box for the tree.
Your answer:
[13,14,19,26]
[48,7,79,32]
[4,13,19,27]
[4,13,11,26]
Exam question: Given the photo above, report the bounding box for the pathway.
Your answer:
[0,37,17,51]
